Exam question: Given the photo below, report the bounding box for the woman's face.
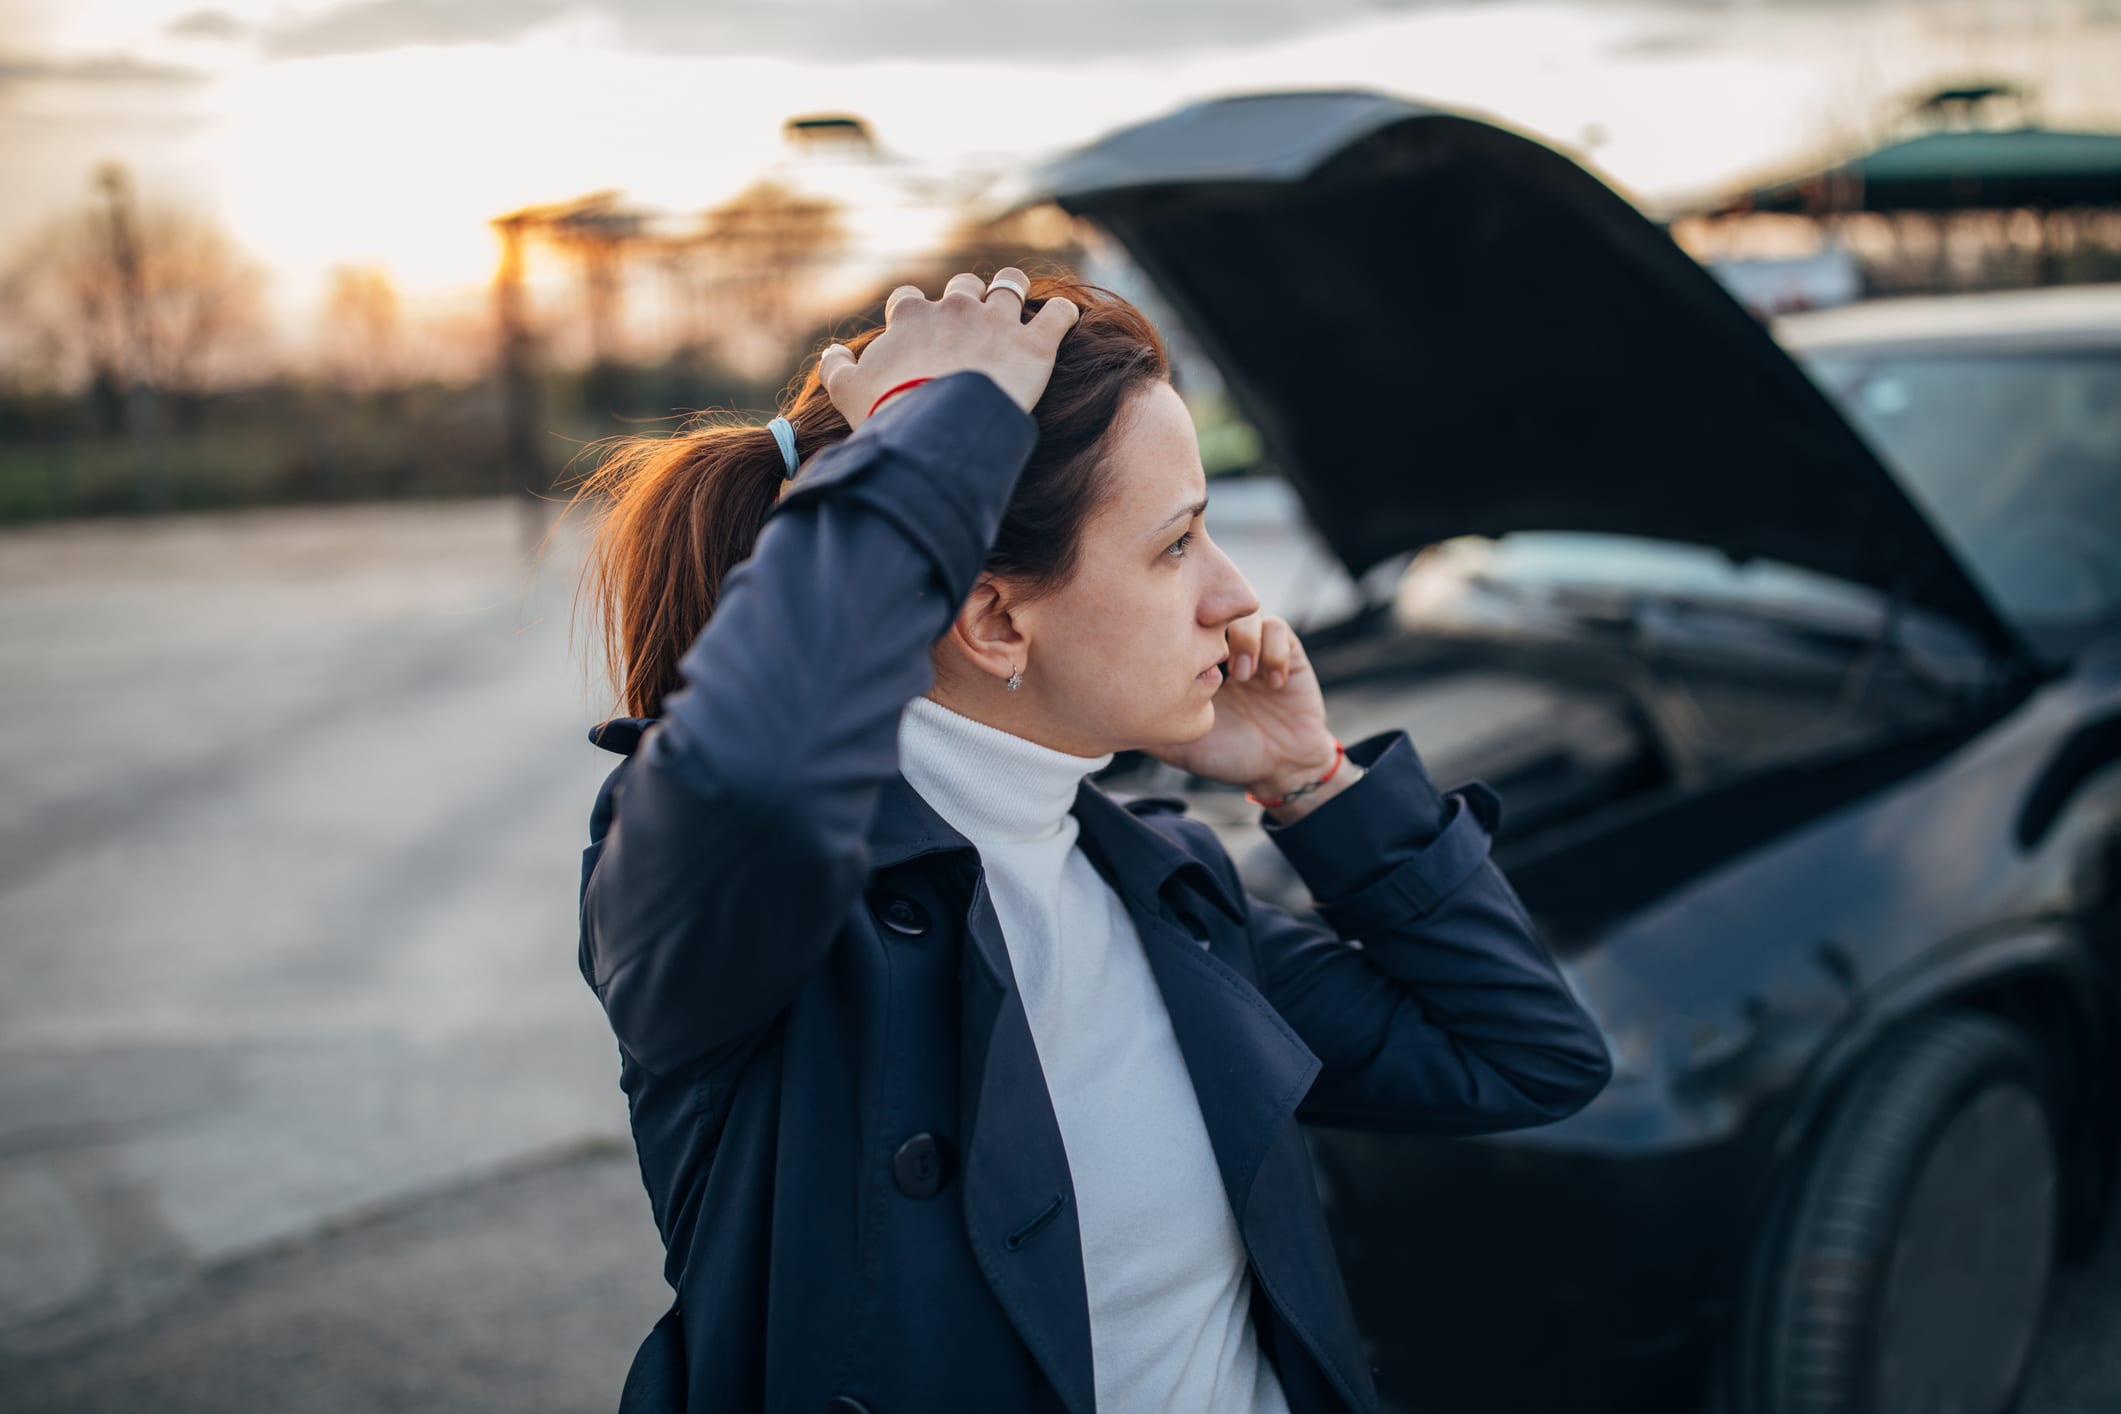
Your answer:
[958,379,1261,757]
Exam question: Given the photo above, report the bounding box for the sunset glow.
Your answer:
[5,0,2119,345]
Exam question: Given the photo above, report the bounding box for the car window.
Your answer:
[1801,351,2121,651]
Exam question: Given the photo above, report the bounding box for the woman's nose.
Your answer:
[1203,536,1260,625]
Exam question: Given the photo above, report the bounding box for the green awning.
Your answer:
[1722,128,2121,214]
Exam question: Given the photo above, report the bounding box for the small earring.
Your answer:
[1005,664,1022,692]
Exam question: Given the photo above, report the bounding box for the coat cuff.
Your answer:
[1263,730,1505,931]
[768,370,1038,594]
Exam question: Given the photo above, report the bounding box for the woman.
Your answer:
[572,267,1612,1414]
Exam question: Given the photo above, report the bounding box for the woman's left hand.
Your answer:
[1145,613,1339,797]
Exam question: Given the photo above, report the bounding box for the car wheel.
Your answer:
[1724,1011,2060,1414]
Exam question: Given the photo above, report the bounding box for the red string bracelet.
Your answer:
[868,376,934,419]
[1246,738,1347,809]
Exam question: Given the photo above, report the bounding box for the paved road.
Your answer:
[0,496,2113,1411]
[4,1142,2116,1413]
[0,500,635,1359]
[2,1147,667,1414]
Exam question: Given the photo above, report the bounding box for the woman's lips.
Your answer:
[1197,662,1226,685]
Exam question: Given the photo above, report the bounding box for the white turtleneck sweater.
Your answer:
[895,692,1291,1414]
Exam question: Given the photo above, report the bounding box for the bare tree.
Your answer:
[0,164,276,400]
[317,263,406,394]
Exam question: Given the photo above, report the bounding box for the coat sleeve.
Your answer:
[579,371,1039,1077]
[1243,729,1614,1134]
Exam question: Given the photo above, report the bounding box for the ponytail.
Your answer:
[571,404,839,718]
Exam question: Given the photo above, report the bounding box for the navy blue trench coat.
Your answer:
[577,370,1614,1414]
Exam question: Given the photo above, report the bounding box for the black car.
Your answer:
[1008,91,2121,1414]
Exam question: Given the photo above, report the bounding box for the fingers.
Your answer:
[1226,615,1260,683]
[818,343,854,395]
[884,284,926,323]
[1226,615,1302,686]
[1257,616,1297,688]
[1028,294,1080,347]
[878,271,1054,344]
[828,264,1075,422]
[984,265,1029,313]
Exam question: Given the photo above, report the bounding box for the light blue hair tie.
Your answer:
[767,415,798,479]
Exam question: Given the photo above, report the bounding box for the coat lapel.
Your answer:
[958,872,1099,1414]
[863,771,1348,1414]
[1071,787,1378,1414]
[866,774,1098,1414]
[1068,786,1324,1225]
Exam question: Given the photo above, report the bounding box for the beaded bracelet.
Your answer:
[1245,738,1347,809]
[867,376,934,419]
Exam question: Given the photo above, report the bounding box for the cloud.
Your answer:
[1610,23,1722,56]
[254,0,1449,63]
[260,0,568,58]
[165,8,252,43]
[226,0,2116,66]
[0,51,209,89]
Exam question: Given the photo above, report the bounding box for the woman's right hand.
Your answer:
[819,267,1079,431]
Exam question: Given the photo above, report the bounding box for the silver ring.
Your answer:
[986,274,1028,302]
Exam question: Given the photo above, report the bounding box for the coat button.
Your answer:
[876,894,929,936]
[822,1399,873,1414]
[893,1132,955,1198]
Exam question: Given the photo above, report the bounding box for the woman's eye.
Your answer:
[1164,529,1195,559]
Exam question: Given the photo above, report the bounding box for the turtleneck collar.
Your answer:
[897,693,1115,846]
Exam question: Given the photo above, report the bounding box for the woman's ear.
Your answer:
[943,575,1030,681]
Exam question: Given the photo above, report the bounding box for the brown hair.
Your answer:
[569,274,1171,719]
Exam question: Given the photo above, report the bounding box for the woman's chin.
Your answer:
[1120,699,1218,756]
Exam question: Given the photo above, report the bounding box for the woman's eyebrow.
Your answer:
[1151,497,1209,536]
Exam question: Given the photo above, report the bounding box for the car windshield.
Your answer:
[1800,347,2121,656]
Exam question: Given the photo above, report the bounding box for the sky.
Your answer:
[4,0,2119,340]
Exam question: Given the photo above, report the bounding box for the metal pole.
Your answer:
[95,163,168,513]
[492,214,549,552]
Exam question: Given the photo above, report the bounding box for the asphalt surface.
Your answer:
[0,495,2113,1412]
[3,1141,2116,1413]
[0,498,635,1360]
[2,1145,667,1414]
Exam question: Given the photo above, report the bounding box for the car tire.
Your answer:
[1721,1011,2060,1414]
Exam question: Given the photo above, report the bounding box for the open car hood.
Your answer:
[1006,90,2026,662]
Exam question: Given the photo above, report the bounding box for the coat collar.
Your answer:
[587,713,1241,928]
[864,765,1248,930]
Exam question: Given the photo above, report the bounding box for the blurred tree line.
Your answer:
[0,152,1088,525]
